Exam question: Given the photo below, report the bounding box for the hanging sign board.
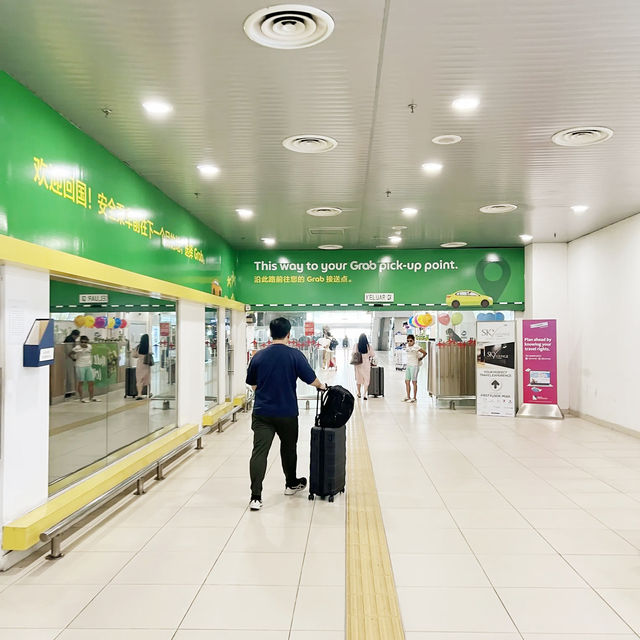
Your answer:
[79,294,109,304]
[476,321,516,417]
[364,292,394,302]
[304,321,315,336]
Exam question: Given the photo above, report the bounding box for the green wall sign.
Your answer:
[236,248,525,310]
[0,73,236,299]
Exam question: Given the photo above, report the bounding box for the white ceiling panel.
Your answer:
[2,0,640,249]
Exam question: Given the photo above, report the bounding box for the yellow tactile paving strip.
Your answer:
[346,404,405,639]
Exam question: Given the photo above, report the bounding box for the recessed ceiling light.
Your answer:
[243,5,335,50]
[261,237,276,246]
[479,203,518,214]
[236,208,253,219]
[392,225,407,231]
[402,207,418,216]
[142,100,173,116]
[422,162,443,175]
[571,205,589,214]
[307,207,342,217]
[519,234,533,243]
[283,135,337,153]
[440,241,467,248]
[197,164,220,177]
[451,96,479,113]
[318,244,343,250]
[278,256,289,263]
[432,134,462,145]
[552,126,613,147]
[389,236,402,244]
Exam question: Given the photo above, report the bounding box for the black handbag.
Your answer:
[143,352,154,366]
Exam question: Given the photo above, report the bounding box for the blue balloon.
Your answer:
[495,312,505,321]
[114,317,122,328]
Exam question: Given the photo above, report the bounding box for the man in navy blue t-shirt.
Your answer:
[246,317,326,510]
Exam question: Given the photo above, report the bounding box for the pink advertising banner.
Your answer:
[522,319,558,405]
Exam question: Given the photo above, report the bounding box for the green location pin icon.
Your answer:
[475,254,511,302]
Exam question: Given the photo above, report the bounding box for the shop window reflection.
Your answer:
[204,309,218,410]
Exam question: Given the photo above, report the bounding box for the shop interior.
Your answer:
[49,279,179,490]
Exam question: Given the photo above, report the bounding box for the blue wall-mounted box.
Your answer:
[23,318,55,367]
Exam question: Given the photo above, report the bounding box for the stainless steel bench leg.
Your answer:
[134,478,145,495]
[306,400,310,410]
[196,436,203,450]
[232,412,238,423]
[156,462,165,481]
[217,420,223,433]
[46,535,64,560]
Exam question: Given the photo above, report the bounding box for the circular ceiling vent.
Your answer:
[244,5,334,50]
[551,126,613,147]
[432,134,462,145]
[479,203,518,214]
[440,241,467,248]
[283,134,337,153]
[306,206,342,217]
[318,244,343,250]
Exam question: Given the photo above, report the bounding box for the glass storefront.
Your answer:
[49,279,178,490]
[204,308,218,410]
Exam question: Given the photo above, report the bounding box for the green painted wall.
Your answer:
[0,72,236,299]
[236,248,525,310]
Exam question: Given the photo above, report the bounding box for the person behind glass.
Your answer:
[70,335,100,403]
[246,317,327,511]
[353,333,374,400]
[404,334,427,403]
[63,329,80,398]
[132,333,152,400]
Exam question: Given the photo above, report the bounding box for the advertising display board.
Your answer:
[518,319,563,419]
[304,321,315,336]
[0,73,236,299]
[236,249,524,310]
[476,321,516,417]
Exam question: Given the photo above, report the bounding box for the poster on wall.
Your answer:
[476,321,516,417]
[518,319,563,419]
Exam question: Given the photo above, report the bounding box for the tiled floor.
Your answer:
[2,354,640,638]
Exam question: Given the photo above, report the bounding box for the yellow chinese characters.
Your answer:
[33,157,92,209]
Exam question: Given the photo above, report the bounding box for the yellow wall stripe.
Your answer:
[0,234,245,311]
[346,405,405,639]
[2,423,198,550]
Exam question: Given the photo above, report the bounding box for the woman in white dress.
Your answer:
[352,333,374,400]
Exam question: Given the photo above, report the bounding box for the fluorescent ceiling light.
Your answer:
[389,236,402,244]
[451,96,479,112]
[197,164,220,177]
[402,207,418,216]
[318,244,343,250]
[236,208,253,219]
[440,241,467,248]
[261,237,276,246]
[422,162,443,175]
[142,100,173,116]
[571,205,589,214]
[519,234,533,243]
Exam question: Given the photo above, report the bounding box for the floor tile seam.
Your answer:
[378,402,528,638]
[346,402,404,640]
[397,406,640,635]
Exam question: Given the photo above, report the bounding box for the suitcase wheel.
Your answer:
[328,495,334,503]
[308,494,314,501]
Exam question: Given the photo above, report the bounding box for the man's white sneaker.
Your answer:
[284,477,307,495]
[249,498,262,511]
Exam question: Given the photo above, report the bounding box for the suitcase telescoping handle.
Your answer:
[315,385,329,421]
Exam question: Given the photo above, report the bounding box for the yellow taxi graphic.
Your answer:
[446,290,493,309]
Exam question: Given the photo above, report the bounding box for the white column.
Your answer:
[0,264,50,553]
[217,306,226,403]
[521,243,570,410]
[176,300,204,426]
[231,309,247,399]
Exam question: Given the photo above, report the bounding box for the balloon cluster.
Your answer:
[407,312,433,329]
[73,315,127,329]
[477,312,505,322]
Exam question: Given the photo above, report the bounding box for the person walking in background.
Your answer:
[342,335,349,349]
[403,334,427,403]
[132,333,152,400]
[352,333,374,400]
[70,335,100,403]
[317,330,331,369]
[246,317,327,511]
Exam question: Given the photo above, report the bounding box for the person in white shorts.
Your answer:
[404,334,427,403]
[70,335,100,403]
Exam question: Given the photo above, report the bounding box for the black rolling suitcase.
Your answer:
[125,367,138,398]
[368,365,384,397]
[309,388,350,502]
